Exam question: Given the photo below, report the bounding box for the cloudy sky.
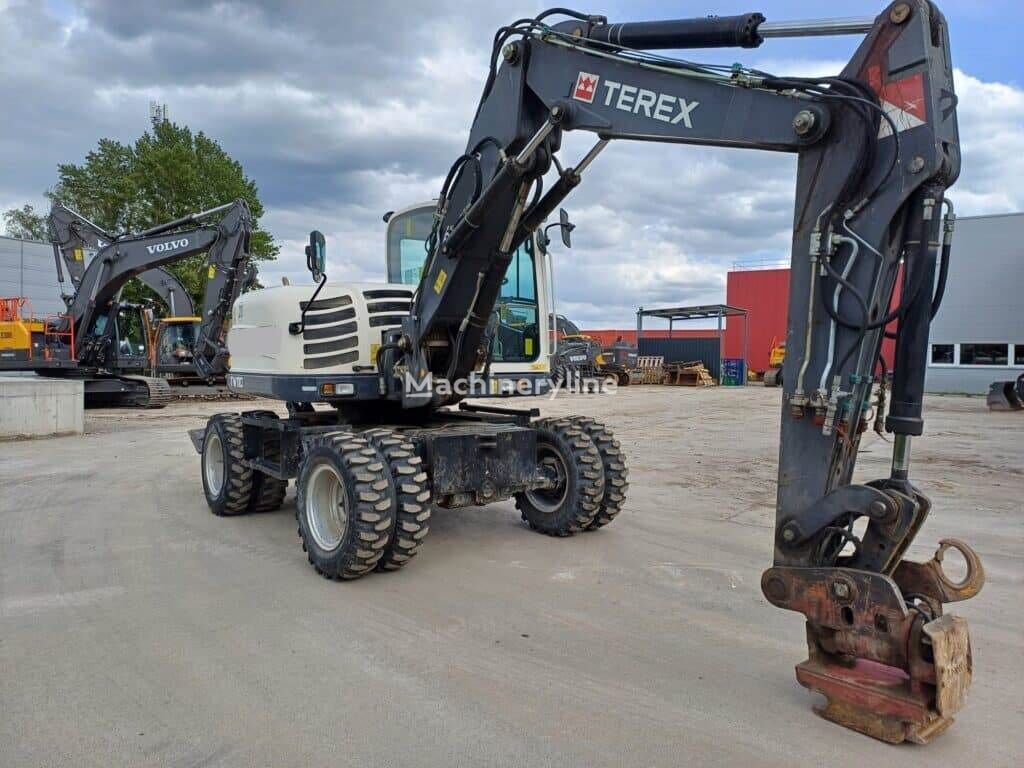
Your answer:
[2,0,1022,329]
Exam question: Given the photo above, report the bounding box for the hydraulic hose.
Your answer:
[820,236,860,393]
[931,198,955,319]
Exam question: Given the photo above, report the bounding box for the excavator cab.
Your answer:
[77,303,150,372]
[385,201,553,394]
[148,315,203,383]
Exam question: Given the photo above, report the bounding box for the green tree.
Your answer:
[51,121,278,312]
[2,204,47,240]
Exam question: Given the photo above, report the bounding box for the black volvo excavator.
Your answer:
[49,202,256,386]
[194,2,984,743]
[0,200,253,407]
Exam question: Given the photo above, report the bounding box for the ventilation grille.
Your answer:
[301,294,359,369]
[297,289,414,371]
[363,288,412,331]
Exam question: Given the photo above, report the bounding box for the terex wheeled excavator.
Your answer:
[0,200,253,406]
[194,3,984,743]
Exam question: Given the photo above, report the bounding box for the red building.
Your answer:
[722,268,790,372]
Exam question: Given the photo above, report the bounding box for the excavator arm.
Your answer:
[52,200,253,377]
[49,203,195,317]
[388,2,982,742]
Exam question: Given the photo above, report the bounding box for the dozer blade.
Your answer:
[987,380,1023,411]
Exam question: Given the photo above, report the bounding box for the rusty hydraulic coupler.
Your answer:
[762,538,984,743]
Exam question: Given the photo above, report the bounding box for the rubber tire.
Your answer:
[515,418,604,536]
[362,428,432,571]
[296,432,394,580]
[246,410,288,513]
[566,417,629,530]
[201,413,254,516]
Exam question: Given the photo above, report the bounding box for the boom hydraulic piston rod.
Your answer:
[383,1,984,743]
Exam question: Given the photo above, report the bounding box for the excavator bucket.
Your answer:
[986,380,1023,411]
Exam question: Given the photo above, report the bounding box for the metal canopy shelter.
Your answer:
[636,303,749,382]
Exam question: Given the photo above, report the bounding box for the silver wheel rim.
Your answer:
[204,431,226,496]
[526,443,569,514]
[306,462,348,552]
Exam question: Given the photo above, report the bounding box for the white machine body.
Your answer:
[228,282,411,375]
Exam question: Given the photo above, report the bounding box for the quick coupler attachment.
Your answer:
[762,539,984,744]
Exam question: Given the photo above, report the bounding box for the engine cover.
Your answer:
[228,282,412,376]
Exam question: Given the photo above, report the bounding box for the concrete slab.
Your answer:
[0,376,83,439]
[0,389,1020,766]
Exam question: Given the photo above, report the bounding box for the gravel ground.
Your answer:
[1,386,1021,767]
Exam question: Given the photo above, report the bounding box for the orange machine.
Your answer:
[0,297,74,366]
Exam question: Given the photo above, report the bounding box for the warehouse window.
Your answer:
[959,343,1008,366]
[930,344,954,365]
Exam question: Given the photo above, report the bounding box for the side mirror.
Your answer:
[305,230,326,282]
[559,208,575,249]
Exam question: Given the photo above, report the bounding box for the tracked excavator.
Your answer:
[49,202,255,386]
[0,200,253,406]
[193,3,984,743]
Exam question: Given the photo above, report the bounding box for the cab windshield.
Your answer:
[158,322,197,366]
[386,208,540,363]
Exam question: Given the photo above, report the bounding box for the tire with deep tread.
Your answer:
[201,413,254,516]
[295,432,395,580]
[515,417,604,536]
[566,416,629,530]
[247,411,288,513]
[361,428,432,571]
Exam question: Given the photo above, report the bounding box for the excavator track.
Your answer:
[120,375,173,409]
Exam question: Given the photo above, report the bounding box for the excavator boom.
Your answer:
[49,202,195,317]
[378,1,982,742]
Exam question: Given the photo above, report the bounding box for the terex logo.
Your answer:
[146,238,189,255]
[580,75,700,129]
[572,71,599,103]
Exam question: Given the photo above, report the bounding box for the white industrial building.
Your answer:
[926,211,1024,394]
[0,235,65,314]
